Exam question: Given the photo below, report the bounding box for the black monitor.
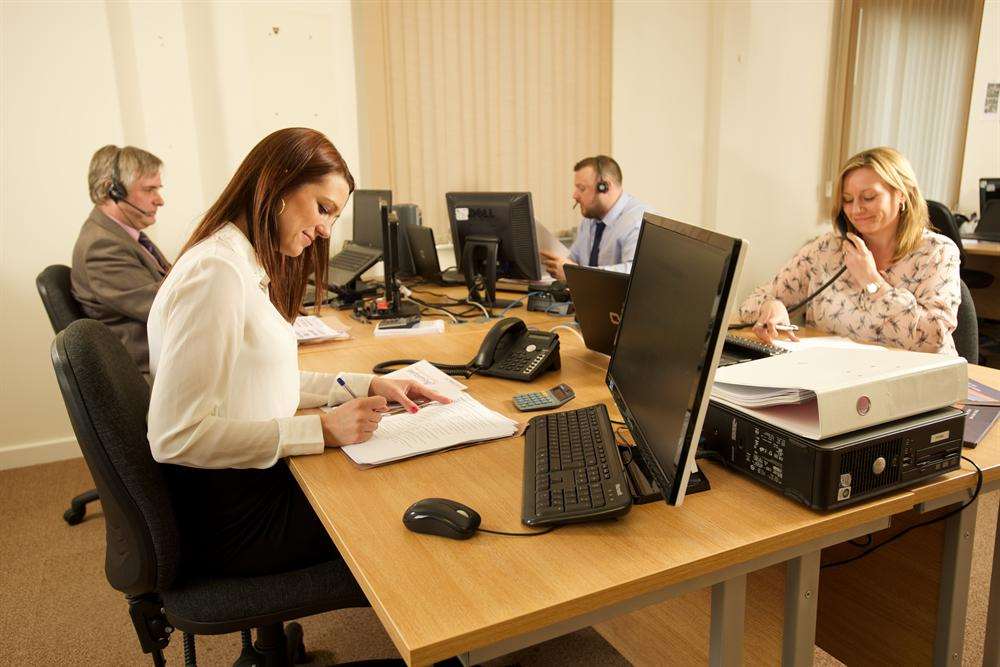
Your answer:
[981,178,1000,218]
[606,212,746,506]
[353,189,392,248]
[446,192,541,308]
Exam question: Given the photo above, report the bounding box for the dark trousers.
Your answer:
[164,461,338,578]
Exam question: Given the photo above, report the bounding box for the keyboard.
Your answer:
[719,333,789,366]
[521,404,632,526]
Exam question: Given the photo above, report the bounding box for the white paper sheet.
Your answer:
[384,360,468,398]
[535,220,570,259]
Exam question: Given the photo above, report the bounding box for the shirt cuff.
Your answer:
[276,415,325,457]
[328,372,376,406]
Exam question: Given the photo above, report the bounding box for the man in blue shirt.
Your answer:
[541,155,646,281]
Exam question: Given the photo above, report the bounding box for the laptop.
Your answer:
[407,225,464,284]
[563,264,629,355]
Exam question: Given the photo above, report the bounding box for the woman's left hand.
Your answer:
[843,233,885,291]
[368,377,453,414]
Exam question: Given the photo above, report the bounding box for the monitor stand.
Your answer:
[619,444,710,504]
[462,234,521,310]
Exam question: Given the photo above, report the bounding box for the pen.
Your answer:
[336,376,359,399]
[774,324,799,332]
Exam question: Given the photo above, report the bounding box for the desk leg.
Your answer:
[936,497,979,666]
[986,499,1000,667]
[782,550,820,666]
[709,574,746,667]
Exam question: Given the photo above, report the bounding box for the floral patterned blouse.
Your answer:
[738,229,961,355]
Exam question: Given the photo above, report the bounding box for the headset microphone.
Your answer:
[120,199,154,217]
[108,147,154,218]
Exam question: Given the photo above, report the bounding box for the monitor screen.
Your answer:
[606,213,745,505]
[353,189,392,248]
[446,192,541,281]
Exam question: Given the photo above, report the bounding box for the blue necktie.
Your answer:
[138,232,167,272]
[588,221,606,267]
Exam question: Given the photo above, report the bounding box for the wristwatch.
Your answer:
[864,281,880,295]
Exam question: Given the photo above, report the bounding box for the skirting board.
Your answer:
[0,437,81,471]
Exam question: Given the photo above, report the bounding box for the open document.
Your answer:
[293,315,349,344]
[339,393,518,467]
[535,220,570,259]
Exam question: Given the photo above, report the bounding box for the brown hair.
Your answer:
[574,155,623,187]
[181,128,355,321]
[88,144,162,204]
[831,146,930,262]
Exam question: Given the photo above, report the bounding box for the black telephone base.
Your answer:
[469,296,522,310]
[620,444,710,505]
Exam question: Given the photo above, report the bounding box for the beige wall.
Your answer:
[0,0,360,468]
[959,0,1000,216]
[612,0,835,301]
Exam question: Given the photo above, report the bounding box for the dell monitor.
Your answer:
[606,212,746,505]
[446,192,542,308]
[353,189,392,248]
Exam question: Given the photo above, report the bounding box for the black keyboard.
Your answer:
[332,247,377,272]
[521,404,632,526]
[329,244,382,288]
[719,333,789,366]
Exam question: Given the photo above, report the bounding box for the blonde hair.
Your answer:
[88,145,163,204]
[831,146,930,261]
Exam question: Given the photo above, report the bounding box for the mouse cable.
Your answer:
[477,526,559,537]
[730,266,848,330]
[821,455,982,570]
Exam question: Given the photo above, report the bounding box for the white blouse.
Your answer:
[147,223,372,469]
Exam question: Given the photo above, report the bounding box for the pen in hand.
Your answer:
[774,324,799,332]
[336,376,359,400]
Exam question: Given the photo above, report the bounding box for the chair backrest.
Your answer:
[954,279,978,365]
[927,200,966,266]
[36,264,87,334]
[50,319,179,595]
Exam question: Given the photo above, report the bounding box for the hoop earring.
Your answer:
[277,198,286,216]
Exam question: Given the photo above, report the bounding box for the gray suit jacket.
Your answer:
[71,207,169,376]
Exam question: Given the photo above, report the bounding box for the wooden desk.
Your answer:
[290,309,1000,666]
[962,239,1000,257]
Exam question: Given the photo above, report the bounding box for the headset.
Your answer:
[107,148,153,217]
[594,155,609,194]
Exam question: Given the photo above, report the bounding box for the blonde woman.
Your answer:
[740,146,960,354]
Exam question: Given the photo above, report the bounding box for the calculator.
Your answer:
[512,384,576,412]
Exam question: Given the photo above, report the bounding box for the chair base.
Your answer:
[64,487,99,525]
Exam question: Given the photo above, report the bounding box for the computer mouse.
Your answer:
[402,498,481,540]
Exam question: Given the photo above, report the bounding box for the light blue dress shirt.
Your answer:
[567,192,646,274]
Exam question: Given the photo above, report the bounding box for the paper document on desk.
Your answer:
[384,360,467,398]
[535,221,570,259]
[340,393,518,467]
[772,336,886,352]
[373,319,445,337]
[293,316,350,344]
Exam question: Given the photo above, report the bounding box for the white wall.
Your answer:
[958,0,1000,216]
[613,0,835,298]
[0,0,360,468]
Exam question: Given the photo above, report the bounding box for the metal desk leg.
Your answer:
[936,497,979,666]
[782,550,820,667]
[710,574,746,667]
[984,500,1000,667]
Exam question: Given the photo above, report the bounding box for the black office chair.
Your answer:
[954,280,978,364]
[50,319,402,666]
[35,264,101,526]
[927,199,994,290]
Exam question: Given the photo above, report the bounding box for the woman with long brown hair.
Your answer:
[146,128,448,576]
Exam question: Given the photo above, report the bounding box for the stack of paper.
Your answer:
[711,383,816,408]
[384,359,467,398]
[293,315,350,344]
[340,393,518,467]
[374,319,445,337]
[772,336,886,352]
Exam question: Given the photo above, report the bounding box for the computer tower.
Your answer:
[392,204,421,276]
[700,401,965,510]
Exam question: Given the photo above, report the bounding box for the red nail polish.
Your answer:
[409,407,418,414]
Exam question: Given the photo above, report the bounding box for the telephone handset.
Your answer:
[370,316,561,381]
[472,317,561,381]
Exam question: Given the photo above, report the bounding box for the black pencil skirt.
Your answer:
[163,461,339,578]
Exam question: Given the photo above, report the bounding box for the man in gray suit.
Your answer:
[72,145,168,377]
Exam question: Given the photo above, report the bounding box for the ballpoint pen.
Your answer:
[336,376,359,399]
[338,376,427,414]
[774,324,799,332]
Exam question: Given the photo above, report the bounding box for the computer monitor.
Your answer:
[446,192,542,308]
[981,178,1000,218]
[353,189,392,248]
[606,212,746,506]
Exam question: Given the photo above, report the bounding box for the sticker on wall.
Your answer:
[984,82,999,120]
[455,207,469,221]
